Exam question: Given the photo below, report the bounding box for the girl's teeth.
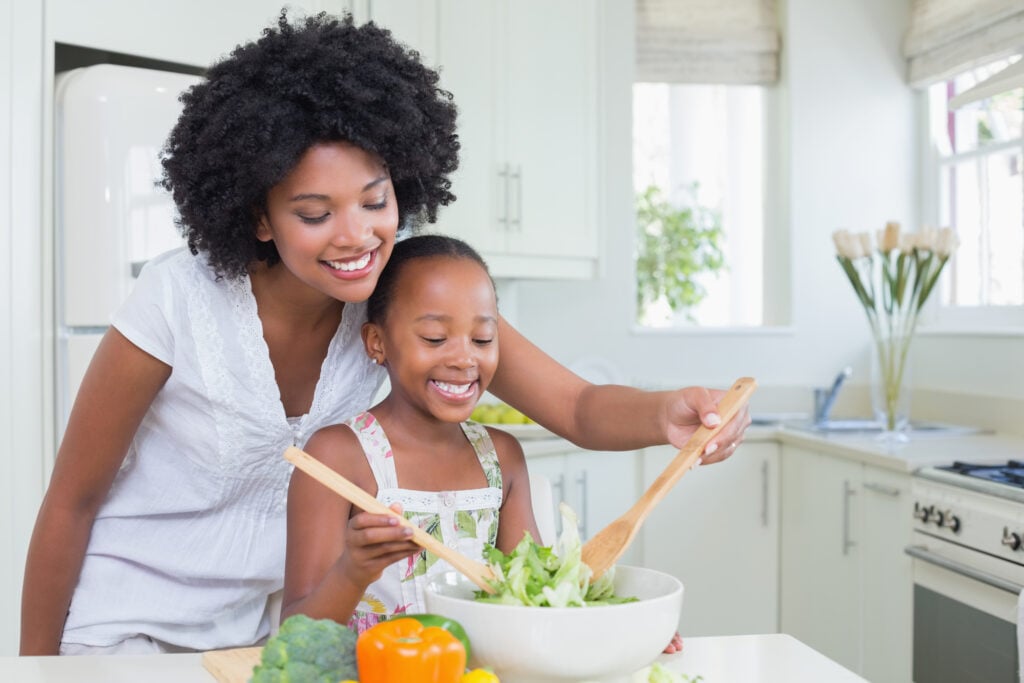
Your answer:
[326,252,372,271]
[435,381,472,395]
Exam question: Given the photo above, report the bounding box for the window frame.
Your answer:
[917,78,1024,336]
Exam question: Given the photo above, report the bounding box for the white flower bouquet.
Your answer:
[831,222,959,433]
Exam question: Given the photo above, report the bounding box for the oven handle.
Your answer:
[905,545,1024,594]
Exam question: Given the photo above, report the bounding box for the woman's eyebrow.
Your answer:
[288,176,388,202]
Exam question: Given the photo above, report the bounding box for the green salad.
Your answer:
[474,503,637,607]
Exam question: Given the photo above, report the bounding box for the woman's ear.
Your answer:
[361,322,385,366]
[255,213,273,243]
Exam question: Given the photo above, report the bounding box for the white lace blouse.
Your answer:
[61,248,386,651]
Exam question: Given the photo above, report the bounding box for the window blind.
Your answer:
[903,0,1024,86]
[635,0,780,85]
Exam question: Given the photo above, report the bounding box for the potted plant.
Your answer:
[635,184,726,324]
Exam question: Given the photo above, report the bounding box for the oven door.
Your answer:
[906,539,1023,682]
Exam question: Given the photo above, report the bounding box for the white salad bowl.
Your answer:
[423,564,684,683]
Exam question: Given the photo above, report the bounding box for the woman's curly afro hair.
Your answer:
[160,9,460,279]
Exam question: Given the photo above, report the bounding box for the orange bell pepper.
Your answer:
[357,617,467,683]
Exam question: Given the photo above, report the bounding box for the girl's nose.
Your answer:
[446,341,477,369]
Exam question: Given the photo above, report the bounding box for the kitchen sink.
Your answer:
[783,418,985,436]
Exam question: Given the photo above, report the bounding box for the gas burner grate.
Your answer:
[938,461,1024,488]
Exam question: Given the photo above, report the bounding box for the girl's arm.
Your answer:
[281,426,418,625]
[489,430,542,553]
[20,329,171,655]
[489,318,750,463]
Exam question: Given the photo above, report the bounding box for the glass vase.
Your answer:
[870,331,913,443]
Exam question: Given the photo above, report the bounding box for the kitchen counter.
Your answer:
[0,633,865,682]
[519,422,1024,474]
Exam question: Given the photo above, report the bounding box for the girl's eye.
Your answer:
[421,337,445,345]
[298,213,330,224]
[474,338,494,346]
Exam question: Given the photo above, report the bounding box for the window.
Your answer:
[632,83,771,328]
[924,56,1024,328]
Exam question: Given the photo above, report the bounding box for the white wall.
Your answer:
[515,0,932,416]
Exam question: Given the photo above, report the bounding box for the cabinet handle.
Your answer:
[842,480,856,555]
[497,164,509,227]
[509,165,522,230]
[551,473,566,535]
[863,481,901,497]
[761,460,769,528]
[576,470,588,539]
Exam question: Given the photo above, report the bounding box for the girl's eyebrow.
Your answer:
[288,176,389,202]
[415,313,498,323]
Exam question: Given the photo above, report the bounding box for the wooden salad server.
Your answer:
[580,377,758,581]
[284,446,497,594]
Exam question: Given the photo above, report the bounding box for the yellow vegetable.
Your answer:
[461,669,500,683]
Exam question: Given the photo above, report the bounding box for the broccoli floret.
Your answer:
[249,614,358,683]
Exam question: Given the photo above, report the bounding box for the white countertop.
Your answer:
[0,633,865,682]
[520,423,1024,474]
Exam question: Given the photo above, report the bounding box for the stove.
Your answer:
[908,460,1024,682]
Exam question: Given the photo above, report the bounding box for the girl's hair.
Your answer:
[160,10,460,279]
[367,234,492,324]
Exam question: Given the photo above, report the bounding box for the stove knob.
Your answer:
[913,503,930,523]
[947,514,961,533]
[934,510,945,527]
[1002,527,1021,551]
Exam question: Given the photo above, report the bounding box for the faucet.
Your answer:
[813,366,852,425]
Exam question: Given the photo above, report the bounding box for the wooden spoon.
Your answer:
[580,377,758,581]
[283,446,497,594]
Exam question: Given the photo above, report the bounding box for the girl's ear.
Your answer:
[361,322,385,365]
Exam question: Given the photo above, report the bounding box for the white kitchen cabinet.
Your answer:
[432,0,600,279]
[780,445,912,683]
[527,447,641,566]
[640,442,780,636]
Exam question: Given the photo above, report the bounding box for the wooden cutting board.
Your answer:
[202,646,262,683]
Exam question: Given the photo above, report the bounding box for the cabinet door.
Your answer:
[434,1,504,253]
[860,467,912,683]
[525,448,640,565]
[501,0,597,262]
[366,0,438,66]
[780,446,862,673]
[641,442,780,636]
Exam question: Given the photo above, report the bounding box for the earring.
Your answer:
[371,357,379,365]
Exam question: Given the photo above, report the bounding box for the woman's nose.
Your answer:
[331,209,372,245]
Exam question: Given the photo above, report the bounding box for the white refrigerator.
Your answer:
[54,64,202,438]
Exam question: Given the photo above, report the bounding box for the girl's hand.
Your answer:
[336,503,419,587]
[665,386,752,465]
[662,631,684,654]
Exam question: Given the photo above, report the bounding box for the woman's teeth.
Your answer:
[325,252,372,271]
[434,381,473,395]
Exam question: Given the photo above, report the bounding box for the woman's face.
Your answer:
[368,256,499,423]
[257,141,400,303]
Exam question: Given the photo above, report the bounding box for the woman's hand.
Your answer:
[335,503,419,588]
[664,386,752,465]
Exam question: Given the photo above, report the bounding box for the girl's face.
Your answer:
[256,141,400,303]
[366,256,499,423]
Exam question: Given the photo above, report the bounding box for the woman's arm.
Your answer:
[281,427,418,624]
[489,430,542,553]
[490,318,750,464]
[20,328,171,655]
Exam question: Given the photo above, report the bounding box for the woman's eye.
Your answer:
[298,213,330,224]
[365,199,389,211]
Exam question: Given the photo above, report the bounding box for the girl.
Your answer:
[282,234,539,631]
[21,10,746,656]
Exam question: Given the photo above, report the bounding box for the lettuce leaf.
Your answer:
[474,503,637,607]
